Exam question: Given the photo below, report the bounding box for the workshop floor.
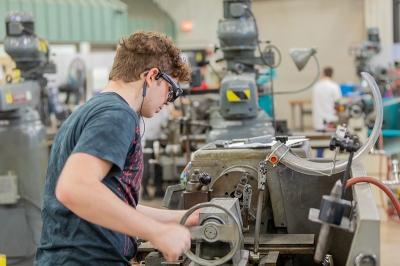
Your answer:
[140,191,400,265]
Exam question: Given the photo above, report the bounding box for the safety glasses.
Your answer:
[155,70,183,102]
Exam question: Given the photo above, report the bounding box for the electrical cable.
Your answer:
[21,25,49,57]
[272,56,320,95]
[346,176,400,219]
[341,151,354,198]
[244,6,281,69]
[263,44,282,68]
[139,87,146,138]
[12,182,41,263]
[140,114,145,138]
[20,195,42,212]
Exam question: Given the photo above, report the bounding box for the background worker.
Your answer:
[35,31,200,265]
[312,66,342,157]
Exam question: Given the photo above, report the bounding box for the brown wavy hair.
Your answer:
[109,31,192,83]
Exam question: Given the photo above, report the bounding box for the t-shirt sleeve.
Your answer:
[72,108,137,172]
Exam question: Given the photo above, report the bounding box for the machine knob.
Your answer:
[199,173,212,185]
[275,135,288,144]
[204,225,218,240]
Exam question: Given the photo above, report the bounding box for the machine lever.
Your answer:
[243,184,252,231]
[254,161,267,253]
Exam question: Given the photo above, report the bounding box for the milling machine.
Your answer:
[147,0,281,184]
[0,11,54,265]
[340,27,400,146]
[206,0,276,143]
[350,27,391,97]
[134,72,385,266]
[148,1,322,200]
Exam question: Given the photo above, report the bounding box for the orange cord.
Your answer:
[346,176,400,220]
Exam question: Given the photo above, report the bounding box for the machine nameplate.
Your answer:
[6,91,32,104]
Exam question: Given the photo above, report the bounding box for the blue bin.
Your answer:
[340,83,355,96]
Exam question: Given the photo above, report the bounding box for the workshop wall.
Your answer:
[121,0,175,40]
[254,0,365,131]
[157,0,391,131]
[155,0,223,50]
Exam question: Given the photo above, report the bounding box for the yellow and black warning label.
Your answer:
[226,90,251,102]
[0,254,5,266]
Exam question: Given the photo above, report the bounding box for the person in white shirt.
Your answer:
[312,67,342,131]
[312,66,342,157]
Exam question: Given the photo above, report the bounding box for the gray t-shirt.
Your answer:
[35,92,143,266]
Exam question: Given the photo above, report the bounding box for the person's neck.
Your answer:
[101,80,144,112]
[322,76,332,80]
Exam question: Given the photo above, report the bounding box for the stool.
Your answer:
[289,99,312,131]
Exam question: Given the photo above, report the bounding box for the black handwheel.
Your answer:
[180,202,241,266]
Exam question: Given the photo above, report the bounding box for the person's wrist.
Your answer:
[147,220,167,242]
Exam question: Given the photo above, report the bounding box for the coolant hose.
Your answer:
[272,72,383,176]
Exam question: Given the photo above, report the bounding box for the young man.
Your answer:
[35,31,199,265]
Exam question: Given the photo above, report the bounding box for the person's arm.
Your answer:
[136,204,200,226]
[56,152,195,261]
[334,83,342,101]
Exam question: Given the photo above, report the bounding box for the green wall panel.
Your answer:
[108,0,128,42]
[56,0,71,41]
[102,4,113,42]
[66,0,83,42]
[92,6,103,42]
[1,0,174,44]
[32,0,48,38]
[7,0,22,12]
[80,1,93,42]
[20,0,34,13]
[0,1,7,39]
[45,0,59,40]
[127,19,175,39]
[113,10,128,42]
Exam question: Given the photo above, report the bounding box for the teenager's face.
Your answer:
[153,77,175,113]
[142,69,178,118]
